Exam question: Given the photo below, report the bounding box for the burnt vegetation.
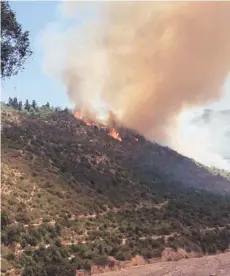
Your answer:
[1,100,230,275]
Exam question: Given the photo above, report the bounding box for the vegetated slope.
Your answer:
[1,105,230,276]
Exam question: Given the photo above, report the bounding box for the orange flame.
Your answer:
[109,128,122,142]
[86,121,96,126]
[74,110,122,142]
[74,111,83,120]
[74,111,96,126]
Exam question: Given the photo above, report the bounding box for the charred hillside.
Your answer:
[1,103,230,276]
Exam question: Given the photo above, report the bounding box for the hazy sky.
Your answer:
[1,1,230,110]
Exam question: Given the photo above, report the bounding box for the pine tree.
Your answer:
[31,100,37,110]
[45,102,50,109]
[12,97,18,109]
[55,107,61,112]
[8,97,13,106]
[24,99,30,111]
[18,101,23,111]
[64,107,69,113]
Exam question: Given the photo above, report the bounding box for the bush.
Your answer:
[55,239,62,247]
[141,248,153,259]
[1,212,8,230]
[6,252,15,261]
[82,261,92,271]
[94,255,109,266]
[25,235,38,246]
[17,211,30,223]
[5,225,22,245]
[115,249,132,261]
[1,259,13,273]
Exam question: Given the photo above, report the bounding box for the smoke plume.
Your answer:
[41,1,230,168]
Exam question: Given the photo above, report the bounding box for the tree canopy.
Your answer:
[1,0,32,78]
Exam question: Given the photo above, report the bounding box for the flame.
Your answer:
[109,128,122,142]
[86,121,96,126]
[74,106,122,142]
[74,111,83,120]
[74,110,97,126]
[74,102,110,125]
[135,138,139,142]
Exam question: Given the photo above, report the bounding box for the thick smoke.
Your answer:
[41,1,230,168]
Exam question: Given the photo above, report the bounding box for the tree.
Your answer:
[24,99,30,111]
[64,107,69,114]
[31,100,37,110]
[12,97,18,109]
[18,100,23,111]
[1,1,32,78]
[7,97,13,106]
[45,102,50,109]
[55,107,61,112]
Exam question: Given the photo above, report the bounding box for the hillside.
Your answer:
[1,104,230,276]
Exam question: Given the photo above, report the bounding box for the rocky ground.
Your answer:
[94,252,230,276]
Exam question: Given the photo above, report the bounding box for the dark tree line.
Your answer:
[4,97,69,118]
[7,97,50,112]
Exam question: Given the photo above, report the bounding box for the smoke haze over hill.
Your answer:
[170,108,230,170]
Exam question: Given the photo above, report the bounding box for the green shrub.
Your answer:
[1,212,8,230]
[93,255,109,266]
[6,252,15,261]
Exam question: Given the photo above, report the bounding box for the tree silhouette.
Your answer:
[12,97,18,109]
[18,100,23,111]
[45,102,50,109]
[24,99,30,111]
[7,97,13,106]
[32,100,37,110]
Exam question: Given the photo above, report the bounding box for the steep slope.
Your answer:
[1,105,230,276]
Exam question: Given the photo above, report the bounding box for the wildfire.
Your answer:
[74,110,96,126]
[74,111,83,120]
[109,128,122,142]
[74,109,122,142]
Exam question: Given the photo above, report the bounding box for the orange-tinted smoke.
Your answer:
[99,2,230,142]
[43,1,230,143]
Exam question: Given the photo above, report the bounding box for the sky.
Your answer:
[1,0,230,110]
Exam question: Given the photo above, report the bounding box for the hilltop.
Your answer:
[1,102,230,276]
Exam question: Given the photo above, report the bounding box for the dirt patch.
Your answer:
[93,252,230,276]
[161,247,202,261]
